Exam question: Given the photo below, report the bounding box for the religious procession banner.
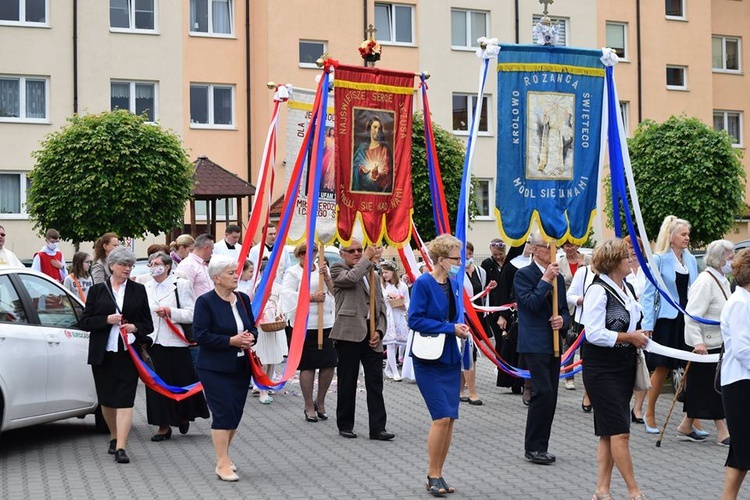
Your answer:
[495,45,605,245]
[334,65,414,245]
[284,87,337,245]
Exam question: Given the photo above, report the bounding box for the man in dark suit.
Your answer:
[514,232,570,465]
[330,239,393,441]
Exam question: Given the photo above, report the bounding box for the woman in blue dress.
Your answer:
[408,234,471,496]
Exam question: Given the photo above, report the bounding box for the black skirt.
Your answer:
[92,350,139,408]
[723,379,750,471]
[682,347,724,419]
[145,345,209,426]
[299,328,337,371]
[582,343,636,436]
[496,321,524,391]
[647,316,689,370]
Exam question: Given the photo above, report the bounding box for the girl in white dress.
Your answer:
[380,261,410,381]
[252,266,287,404]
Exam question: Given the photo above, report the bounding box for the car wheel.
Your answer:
[93,405,109,434]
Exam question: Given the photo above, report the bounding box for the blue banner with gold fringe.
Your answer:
[495,45,605,245]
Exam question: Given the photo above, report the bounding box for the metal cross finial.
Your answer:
[539,0,554,16]
[366,23,377,40]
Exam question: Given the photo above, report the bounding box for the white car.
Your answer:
[0,268,102,434]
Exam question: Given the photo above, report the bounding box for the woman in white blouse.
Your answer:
[566,262,596,407]
[144,251,208,441]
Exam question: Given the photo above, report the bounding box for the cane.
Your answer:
[655,361,691,447]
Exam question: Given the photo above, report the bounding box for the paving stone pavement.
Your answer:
[0,356,731,500]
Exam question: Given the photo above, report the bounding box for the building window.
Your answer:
[712,36,740,72]
[451,9,487,49]
[374,3,413,44]
[110,0,155,31]
[0,76,47,121]
[195,198,235,220]
[111,81,157,122]
[0,0,46,25]
[665,0,685,19]
[619,101,629,135]
[473,179,492,218]
[299,40,327,68]
[666,65,687,90]
[190,84,234,127]
[0,173,30,216]
[606,22,627,60]
[532,16,568,46]
[714,110,742,147]
[190,0,232,36]
[452,94,489,133]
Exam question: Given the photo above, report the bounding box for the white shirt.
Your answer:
[720,286,750,386]
[567,265,596,324]
[213,238,240,261]
[0,248,24,268]
[625,267,646,299]
[581,274,642,347]
[684,267,730,349]
[279,264,334,328]
[105,280,135,352]
[145,276,195,347]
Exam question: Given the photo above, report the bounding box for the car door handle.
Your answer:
[46,334,61,345]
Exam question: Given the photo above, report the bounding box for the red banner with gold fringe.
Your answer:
[334,64,414,245]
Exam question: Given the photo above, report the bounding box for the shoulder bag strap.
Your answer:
[705,270,730,301]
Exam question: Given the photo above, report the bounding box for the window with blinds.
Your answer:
[606,22,627,60]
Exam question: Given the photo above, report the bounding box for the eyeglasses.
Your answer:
[490,242,505,248]
[534,242,551,249]
[342,248,363,254]
[444,256,462,262]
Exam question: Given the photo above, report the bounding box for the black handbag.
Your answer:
[173,284,194,342]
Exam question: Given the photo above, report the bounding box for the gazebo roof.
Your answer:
[192,155,255,198]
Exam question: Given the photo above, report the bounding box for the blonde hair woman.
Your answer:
[170,234,195,267]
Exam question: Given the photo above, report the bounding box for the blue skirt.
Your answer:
[414,360,461,420]
[198,356,251,430]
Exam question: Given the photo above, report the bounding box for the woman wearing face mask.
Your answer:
[144,252,209,441]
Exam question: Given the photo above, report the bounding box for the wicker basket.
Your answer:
[388,297,405,308]
[259,320,287,332]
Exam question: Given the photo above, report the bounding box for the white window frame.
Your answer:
[473,178,493,220]
[298,40,327,68]
[452,93,490,135]
[619,101,629,136]
[109,0,158,33]
[110,80,158,122]
[374,3,415,46]
[712,36,741,73]
[666,65,688,90]
[714,110,743,148]
[606,22,628,61]
[450,9,488,50]
[532,15,568,46]
[194,198,236,221]
[665,0,686,20]
[0,172,30,219]
[189,83,235,129]
[0,0,48,27]
[0,75,49,123]
[189,0,234,37]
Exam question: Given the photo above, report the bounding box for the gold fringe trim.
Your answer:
[496,63,605,77]
[287,101,335,114]
[334,80,415,95]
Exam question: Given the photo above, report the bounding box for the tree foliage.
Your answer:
[411,112,478,242]
[604,115,745,249]
[29,110,194,244]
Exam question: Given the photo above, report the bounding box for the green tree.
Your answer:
[604,115,745,249]
[28,110,194,245]
[411,112,478,242]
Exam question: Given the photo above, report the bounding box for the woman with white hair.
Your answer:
[193,254,257,481]
[639,215,698,436]
[676,239,733,445]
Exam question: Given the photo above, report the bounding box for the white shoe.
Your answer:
[565,379,576,390]
[393,375,402,382]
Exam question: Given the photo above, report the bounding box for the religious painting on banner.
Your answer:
[284,87,337,245]
[334,65,414,245]
[495,45,605,245]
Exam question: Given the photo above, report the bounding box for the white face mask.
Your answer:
[149,265,166,277]
[721,261,733,275]
[47,242,58,252]
[466,257,474,265]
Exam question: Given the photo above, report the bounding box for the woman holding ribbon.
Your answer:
[408,234,471,496]
[80,247,154,464]
[144,251,209,442]
[639,215,698,434]
[193,254,256,482]
[581,239,649,500]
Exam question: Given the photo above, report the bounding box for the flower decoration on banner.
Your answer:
[475,37,500,59]
[600,47,620,67]
[359,39,382,62]
[273,84,293,102]
[532,20,560,46]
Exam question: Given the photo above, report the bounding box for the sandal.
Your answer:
[592,493,613,500]
[425,476,446,496]
[439,477,455,494]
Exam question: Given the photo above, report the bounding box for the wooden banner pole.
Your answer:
[317,242,324,350]
[550,241,560,357]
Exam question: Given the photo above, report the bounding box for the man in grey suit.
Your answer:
[330,239,394,441]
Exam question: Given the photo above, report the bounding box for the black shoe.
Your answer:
[426,476,447,496]
[114,449,130,464]
[178,421,190,435]
[151,428,172,442]
[369,430,395,441]
[582,397,593,413]
[108,439,117,455]
[339,429,357,439]
[524,450,555,465]
[314,401,328,420]
[631,409,644,424]
[304,411,318,423]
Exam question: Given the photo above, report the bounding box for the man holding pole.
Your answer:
[514,231,569,465]
[330,239,393,441]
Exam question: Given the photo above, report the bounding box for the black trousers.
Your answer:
[335,338,387,435]
[524,353,560,452]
